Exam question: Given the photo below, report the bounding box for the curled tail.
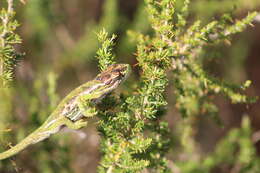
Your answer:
[0,127,52,160]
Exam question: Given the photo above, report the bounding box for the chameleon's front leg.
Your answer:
[77,94,99,118]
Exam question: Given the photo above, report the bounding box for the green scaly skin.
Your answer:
[0,64,131,160]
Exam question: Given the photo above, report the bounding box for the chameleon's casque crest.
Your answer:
[95,64,131,86]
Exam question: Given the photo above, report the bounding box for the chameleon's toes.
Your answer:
[75,119,88,129]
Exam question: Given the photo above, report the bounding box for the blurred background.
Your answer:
[0,0,260,172]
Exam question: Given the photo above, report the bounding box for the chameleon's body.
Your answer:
[0,64,131,160]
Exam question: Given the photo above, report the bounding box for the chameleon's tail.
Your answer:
[0,127,52,160]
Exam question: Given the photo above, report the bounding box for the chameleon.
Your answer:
[0,64,131,160]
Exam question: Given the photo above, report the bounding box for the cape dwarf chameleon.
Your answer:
[0,64,131,160]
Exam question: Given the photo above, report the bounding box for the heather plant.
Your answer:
[95,0,258,172]
[0,0,22,87]
[0,0,259,173]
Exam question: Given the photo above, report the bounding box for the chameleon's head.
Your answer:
[95,64,131,91]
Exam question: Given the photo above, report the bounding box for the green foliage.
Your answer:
[96,28,171,172]
[0,0,259,172]
[96,0,258,172]
[142,0,257,119]
[96,29,116,71]
[0,0,23,87]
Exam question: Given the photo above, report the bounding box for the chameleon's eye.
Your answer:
[112,67,127,76]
